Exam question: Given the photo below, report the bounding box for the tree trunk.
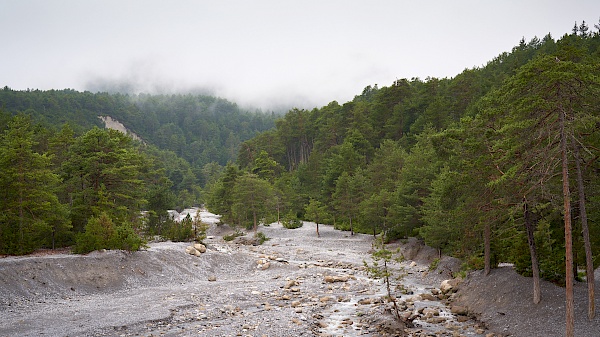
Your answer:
[253,210,258,235]
[484,221,491,276]
[573,141,595,319]
[349,216,354,236]
[560,110,574,337]
[524,201,541,304]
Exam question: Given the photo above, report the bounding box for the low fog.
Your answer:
[2,1,599,111]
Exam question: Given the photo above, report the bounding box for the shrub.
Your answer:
[333,221,350,231]
[74,213,146,254]
[163,214,195,242]
[223,230,244,241]
[256,231,270,245]
[282,217,303,229]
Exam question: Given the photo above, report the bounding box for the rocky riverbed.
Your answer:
[4,211,595,337]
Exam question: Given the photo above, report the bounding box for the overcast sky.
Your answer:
[1,1,599,110]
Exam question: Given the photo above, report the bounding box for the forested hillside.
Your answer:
[209,24,600,288]
[0,90,276,254]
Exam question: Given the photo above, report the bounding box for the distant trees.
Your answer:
[0,88,278,210]
[0,118,180,255]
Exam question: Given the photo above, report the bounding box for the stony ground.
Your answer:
[2,213,598,337]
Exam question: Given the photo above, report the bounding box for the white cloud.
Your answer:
[1,0,599,110]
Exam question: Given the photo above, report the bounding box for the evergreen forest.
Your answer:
[0,90,276,254]
[1,21,600,293]
[210,23,600,287]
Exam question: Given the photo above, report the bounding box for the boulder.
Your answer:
[450,305,469,316]
[194,243,207,253]
[284,280,298,289]
[440,278,461,294]
[319,296,333,303]
[185,246,198,255]
[420,293,437,301]
[422,308,440,319]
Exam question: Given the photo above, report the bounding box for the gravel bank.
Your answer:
[5,215,582,337]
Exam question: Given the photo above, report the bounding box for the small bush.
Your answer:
[333,221,350,231]
[223,230,244,241]
[282,218,303,229]
[256,231,270,245]
[74,213,146,254]
[465,255,485,270]
[163,215,195,242]
[194,221,209,242]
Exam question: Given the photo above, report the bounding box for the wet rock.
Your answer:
[422,308,439,317]
[426,316,446,324]
[420,293,437,301]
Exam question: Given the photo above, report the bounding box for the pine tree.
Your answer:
[0,115,69,254]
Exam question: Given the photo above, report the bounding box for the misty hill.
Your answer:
[0,88,276,169]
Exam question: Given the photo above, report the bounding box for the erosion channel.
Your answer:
[1,211,491,337]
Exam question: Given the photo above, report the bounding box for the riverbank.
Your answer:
[0,217,489,337]
[2,216,597,336]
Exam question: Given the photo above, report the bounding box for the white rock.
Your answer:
[194,243,206,253]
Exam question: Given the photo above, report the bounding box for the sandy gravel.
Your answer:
[4,213,593,337]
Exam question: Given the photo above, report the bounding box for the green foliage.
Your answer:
[282,215,303,229]
[223,230,244,241]
[0,114,70,255]
[429,258,440,271]
[163,214,196,242]
[62,127,146,232]
[73,213,145,254]
[3,25,600,289]
[255,231,270,245]
[231,28,600,285]
[364,236,405,321]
